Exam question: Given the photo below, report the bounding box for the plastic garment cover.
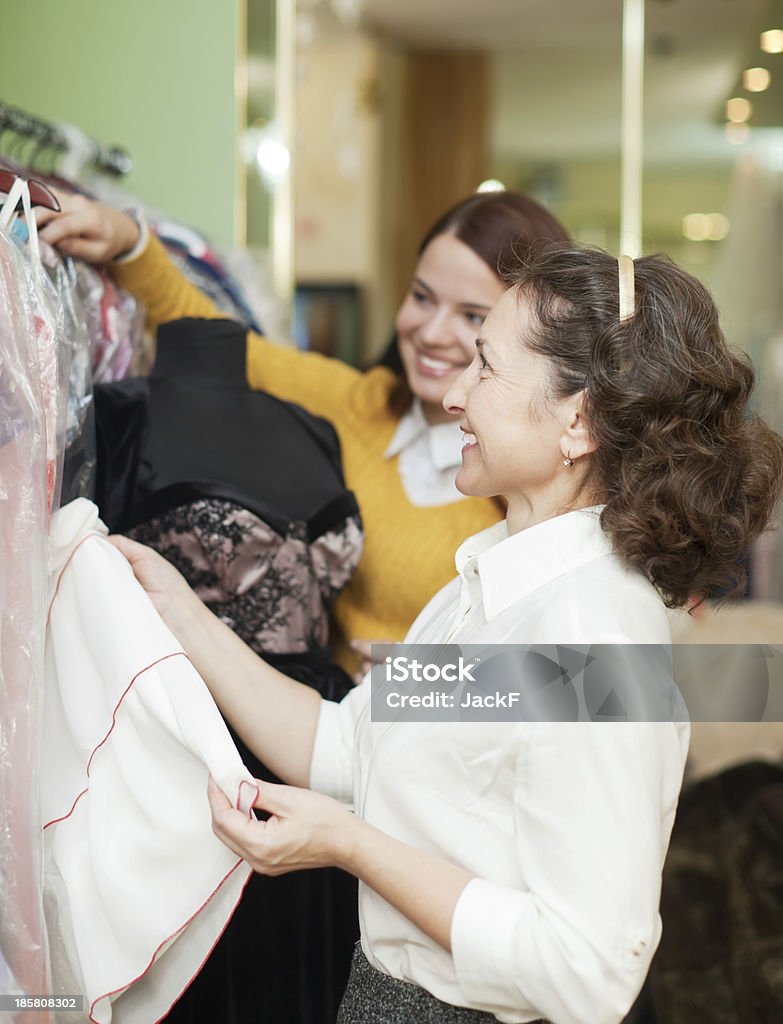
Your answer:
[0,950,22,1001]
[41,247,96,505]
[37,238,145,505]
[73,260,143,385]
[43,499,257,1024]
[0,161,146,386]
[0,186,70,518]
[0,215,53,1002]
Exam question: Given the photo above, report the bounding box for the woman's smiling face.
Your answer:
[395,233,506,424]
[442,287,590,528]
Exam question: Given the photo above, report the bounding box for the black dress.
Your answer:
[94,318,364,1024]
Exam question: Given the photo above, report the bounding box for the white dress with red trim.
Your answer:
[42,498,258,1024]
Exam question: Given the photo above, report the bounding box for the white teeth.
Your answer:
[419,354,453,370]
[462,431,477,445]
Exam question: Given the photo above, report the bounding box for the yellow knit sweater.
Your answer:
[111,237,503,670]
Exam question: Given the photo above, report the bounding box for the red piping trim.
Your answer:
[46,530,105,625]
[87,857,253,1024]
[85,653,187,778]
[42,652,187,830]
[42,787,87,831]
[236,778,260,814]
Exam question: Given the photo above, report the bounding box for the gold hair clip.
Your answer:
[618,254,635,322]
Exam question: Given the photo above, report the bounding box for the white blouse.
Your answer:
[384,398,466,507]
[309,508,690,1024]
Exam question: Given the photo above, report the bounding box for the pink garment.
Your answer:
[0,230,50,1003]
[42,499,258,1024]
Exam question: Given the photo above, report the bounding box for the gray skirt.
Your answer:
[336,943,548,1024]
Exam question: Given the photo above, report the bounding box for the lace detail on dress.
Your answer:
[127,498,363,654]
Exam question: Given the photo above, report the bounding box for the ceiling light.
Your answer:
[726,97,752,123]
[725,122,750,145]
[681,213,730,242]
[256,136,290,183]
[761,29,783,53]
[707,214,730,241]
[743,67,771,92]
[477,179,506,193]
[682,214,711,242]
[243,123,290,185]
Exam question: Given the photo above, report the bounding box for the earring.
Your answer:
[562,452,574,467]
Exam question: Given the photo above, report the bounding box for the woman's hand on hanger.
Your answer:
[35,190,140,263]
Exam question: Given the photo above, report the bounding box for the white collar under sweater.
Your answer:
[384,399,466,507]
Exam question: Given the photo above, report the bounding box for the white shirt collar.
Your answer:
[384,399,463,471]
[455,506,612,620]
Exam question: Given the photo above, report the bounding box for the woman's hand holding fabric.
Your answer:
[208,776,358,874]
[35,190,140,263]
[209,776,474,955]
[109,534,205,643]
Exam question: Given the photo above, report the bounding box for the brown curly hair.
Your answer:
[509,245,783,607]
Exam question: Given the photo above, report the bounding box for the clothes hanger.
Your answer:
[0,169,60,211]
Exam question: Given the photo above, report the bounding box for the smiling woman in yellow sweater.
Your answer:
[39,190,570,671]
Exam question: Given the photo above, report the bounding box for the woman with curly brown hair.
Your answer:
[503,247,782,608]
[111,245,783,1024]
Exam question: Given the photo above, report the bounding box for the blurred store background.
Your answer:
[1,0,781,370]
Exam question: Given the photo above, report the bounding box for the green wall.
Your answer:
[0,0,240,243]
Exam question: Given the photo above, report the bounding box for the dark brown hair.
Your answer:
[377,191,570,396]
[510,244,783,607]
[418,190,570,275]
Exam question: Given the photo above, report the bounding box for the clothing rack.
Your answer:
[0,100,132,177]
